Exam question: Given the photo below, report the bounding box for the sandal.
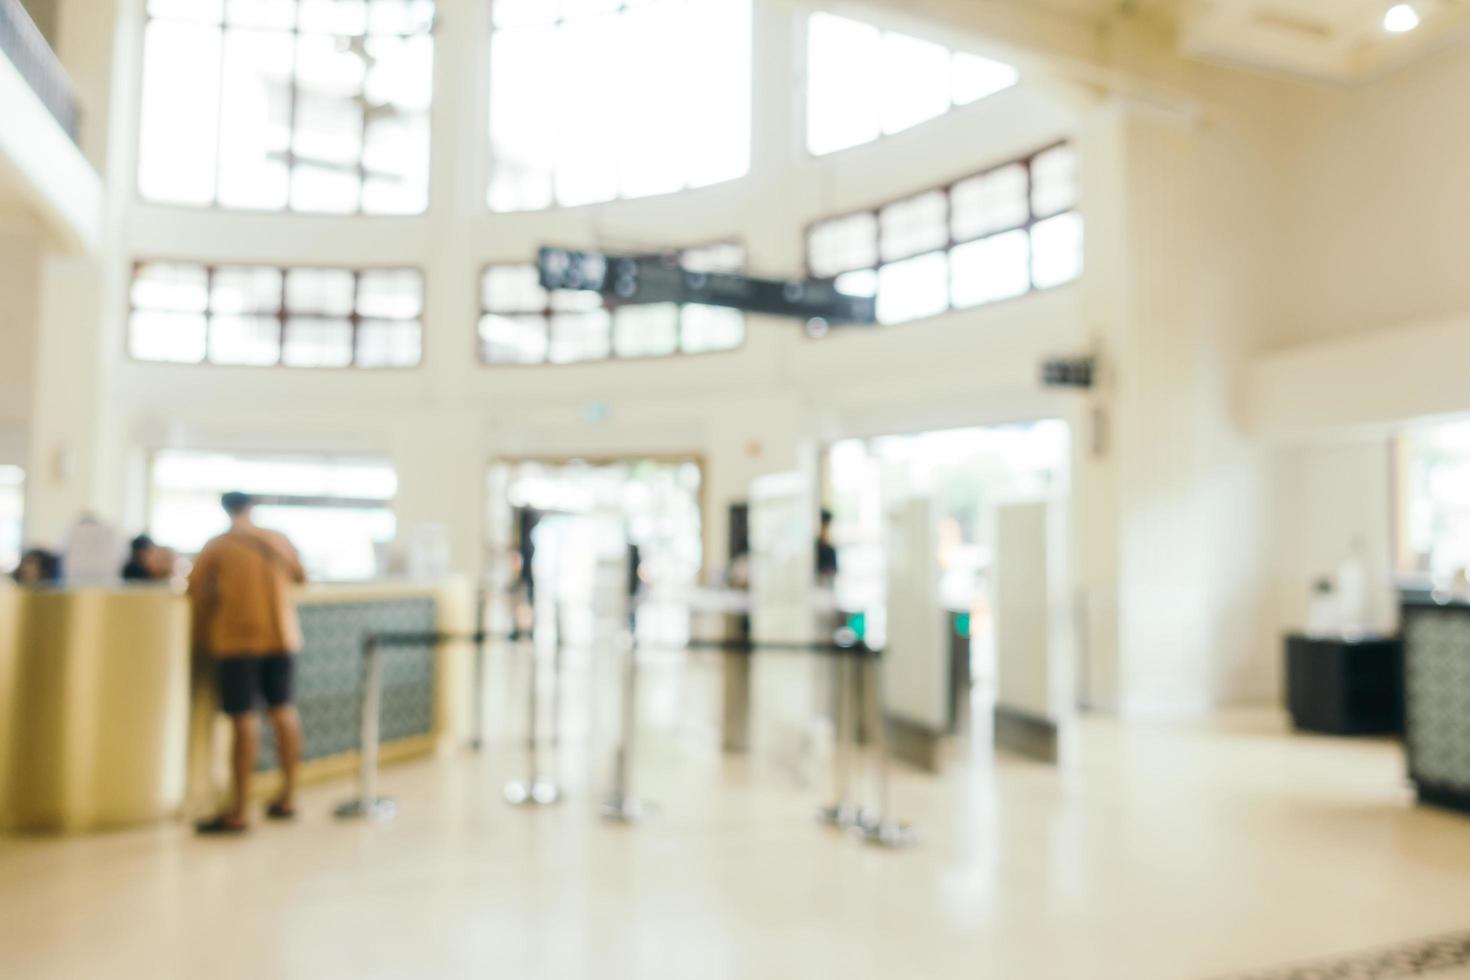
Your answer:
[265,801,297,821]
[195,815,248,836]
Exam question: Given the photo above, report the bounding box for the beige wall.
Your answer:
[1238,39,1470,673]
[1277,44,1470,347]
[17,0,58,45]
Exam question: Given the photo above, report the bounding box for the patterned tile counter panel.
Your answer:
[259,597,437,770]
[1402,602,1470,810]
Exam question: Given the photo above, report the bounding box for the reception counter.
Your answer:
[1400,591,1470,815]
[0,584,190,833]
[187,580,473,815]
[1,579,472,834]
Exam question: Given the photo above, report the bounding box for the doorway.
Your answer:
[823,421,1071,732]
[486,457,705,647]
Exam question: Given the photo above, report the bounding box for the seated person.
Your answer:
[12,549,61,587]
[122,534,177,583]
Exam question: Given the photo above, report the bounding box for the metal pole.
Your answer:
[336,637,397,821]
[471,635,487,752]
[817,649,858,828]
[505,613,562,806]
[602,629,656,823]
[549,617,563,790]
[469,589,488,752]
[854,649,916,848]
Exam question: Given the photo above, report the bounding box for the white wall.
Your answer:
[0,219,41,441]
[0,27,101,253]
[24,0,1470,716]
[1267,439,1398,640]
[78,0,1088,588]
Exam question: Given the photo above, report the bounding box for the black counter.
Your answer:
[1400,593,1470,815]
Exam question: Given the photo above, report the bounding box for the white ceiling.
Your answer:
[1181,0,1470,82]
[859,0,1470,83]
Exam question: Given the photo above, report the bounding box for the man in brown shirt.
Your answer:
[188,492,307,834]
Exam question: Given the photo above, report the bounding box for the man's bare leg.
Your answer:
[228,712,260,825]
[267,705,302,814]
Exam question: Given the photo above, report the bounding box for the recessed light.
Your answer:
[1384,3,1421,33]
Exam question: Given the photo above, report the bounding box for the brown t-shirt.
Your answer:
[188,526,307,657]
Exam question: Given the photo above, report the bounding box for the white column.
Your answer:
[1080,99,1279,717]
[390,412,487,579]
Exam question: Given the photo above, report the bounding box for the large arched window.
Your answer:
[806,12,1017,157]
[137,0,435,214]
[488,0,752,212]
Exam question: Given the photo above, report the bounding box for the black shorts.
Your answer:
[217,654,296,715]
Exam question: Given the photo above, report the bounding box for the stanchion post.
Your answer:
[470,634,487,752]
[854,647,915,848]
[505,627,562,806]
[602,629,656,824]
[469,590,487,752]
[335,635,397,821]
[817,647,858,828]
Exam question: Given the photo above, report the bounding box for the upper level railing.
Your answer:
[0,0,80,144]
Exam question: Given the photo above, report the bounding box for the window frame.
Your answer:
[126,259,428,371]
[134,0,437,216]
[802,140,1080,331]
[477,241,749,368]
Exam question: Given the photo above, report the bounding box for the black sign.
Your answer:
[1041,356,1095,389]
[538,247,877,327]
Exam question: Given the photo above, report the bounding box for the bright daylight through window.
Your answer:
[129,262,424,368]
[808,143,1080,326]
[1402,419,1470,584]
[480,243,746,364]
[150,451,397,581]
[0,466,22,575]
[806,12,1018,157]
[488,0,752,211]
[138,0,435,213]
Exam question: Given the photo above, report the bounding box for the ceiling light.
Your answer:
[1384,3,1421,33]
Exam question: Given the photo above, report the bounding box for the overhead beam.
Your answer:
[818,0,1205,121]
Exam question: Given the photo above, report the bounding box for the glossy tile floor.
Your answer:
[2,658,1468,980]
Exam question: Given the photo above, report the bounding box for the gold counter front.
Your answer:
[0,580,472,834]
[0,587,191,833]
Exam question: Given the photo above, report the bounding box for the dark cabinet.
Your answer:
[1285,634,1403,736]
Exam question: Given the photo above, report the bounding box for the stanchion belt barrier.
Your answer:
[333,628,916,847]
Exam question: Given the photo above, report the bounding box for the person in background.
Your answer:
[150,545,180,581]
[627,541,644,632]
[188,492,308,835]
[816,508,839,584]
[512,507,541,638]
[124,534,160,581]
[517,507,540,607]
[123,535,180,583]
[11,548,61,586]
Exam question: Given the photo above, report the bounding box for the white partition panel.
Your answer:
[994,499,1075,758]
[747,471,818,775]
[748,471,816,645]
[882,495,948,732]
